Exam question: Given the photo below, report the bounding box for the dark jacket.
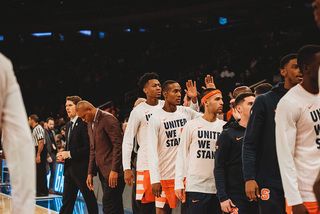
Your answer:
[64,117,91,178]
[87,109,123,180]
[44,129,57,159]
[242,82,288,189]
[214,120,246,202]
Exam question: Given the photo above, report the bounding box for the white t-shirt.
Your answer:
[147,106,202,184]
[275,84,320,206]
[175,117,226,194]
[122,100,164,171]
[0,53,35,213]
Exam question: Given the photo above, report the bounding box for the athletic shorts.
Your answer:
[136,170,155,203]
[286,201,320,214]
[155,179,177,209]
[258,187,286,214]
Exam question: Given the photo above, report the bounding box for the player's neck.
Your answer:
[301,79,319,94]
[32,123,38,128]
[202,112,217,122]
[238,117,248,128]
[163,103,177,112]
[146,97,159,106]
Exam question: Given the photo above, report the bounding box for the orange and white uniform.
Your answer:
[147,106,201,208]
[275,84,320,211]
[122,100,199,202]
[175,117,226,193]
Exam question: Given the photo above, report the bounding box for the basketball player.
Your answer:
[215,93,258,214]
[175,88,226,214]
[243,53,301,213]
[147,80,202,214]
[276,45,320,214]
[122,73,201,213]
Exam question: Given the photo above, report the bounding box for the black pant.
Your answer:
[60,167,98,214]
[186,192,221,214]
[258,187,285,214]
[227,195,259,214]
[99,172,125,214]
[47,158,57,190]
[36,146,48,196]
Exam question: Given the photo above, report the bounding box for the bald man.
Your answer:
[76,101,124,214]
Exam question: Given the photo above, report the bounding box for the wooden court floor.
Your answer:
[0,193,58,214]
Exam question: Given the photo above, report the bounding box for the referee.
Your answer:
[29,114,48,197]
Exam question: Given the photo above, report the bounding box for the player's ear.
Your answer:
[143,87,147,95]
[235,105,241,114]
[280,68,287,78]
[162,91,167,98]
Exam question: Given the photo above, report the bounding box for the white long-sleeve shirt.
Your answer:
[175,117,225,194]
[275,84,320,206]
[122,100,199,171]
[0,53,35,213]
[147,106,202,184]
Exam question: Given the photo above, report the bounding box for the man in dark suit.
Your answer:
[44,117,57,194]
[57,96,98,214]
[76,100,125,214]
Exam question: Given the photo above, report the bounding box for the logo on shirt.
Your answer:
[236,136,243,141]
[308,104,313,109]
[197,126,204,129]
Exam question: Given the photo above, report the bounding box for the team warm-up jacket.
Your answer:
[175,117,226,194]
[242,82,287,189]
[275,84,320,206]
[214,121,246,202]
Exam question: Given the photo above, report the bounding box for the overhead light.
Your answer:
[139,28,146,32]
[0,35,3,41]
[31,32,52,37]
[124,28,131,32]
[78,30,91,36]
[99,32,105,38]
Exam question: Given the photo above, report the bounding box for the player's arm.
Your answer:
[214,130,235,213]
[275,99,303,208]
[147,115,162,197]
[175,123,191,203]
[122,109,140,186]
[242,96,265,200]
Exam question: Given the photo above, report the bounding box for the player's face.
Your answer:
[238,96,255,119]
[65,100,77,119]
[165,83,181,106]
[313,0,320,28]
[144,79,161,99]
[28,117,32,127]
[283,58,302,87]
[206,93,224,114]
[47,120,54,130]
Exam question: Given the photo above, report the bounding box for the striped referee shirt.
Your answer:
[32,124,44,147]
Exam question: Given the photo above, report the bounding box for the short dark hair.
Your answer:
[66,96,82,105]
[162,80,178,92]
[201,88,217,99]
[280,53,297,69]
[138,72,159,89]
[297,45,320,72]
[29,114,39,123]
[46,117,54,123]
[60,125,66,131]
[235,92,255,106]
[254,83,273,95]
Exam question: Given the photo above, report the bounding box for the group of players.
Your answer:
[122,44,320,214]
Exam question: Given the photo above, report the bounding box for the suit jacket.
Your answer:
[64,117,90,178]
[44,129,57,159]
[87,109,123,180]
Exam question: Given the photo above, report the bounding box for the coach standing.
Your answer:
[76,100,125,214]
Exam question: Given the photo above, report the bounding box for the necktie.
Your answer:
[67,121,73,151]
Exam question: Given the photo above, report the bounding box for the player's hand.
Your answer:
[245,180,260,201]
[220,199,236,213]
[292,203,309,214]
[47,156,53,163]
[86,174,95,191]
[36,155,41,164]
[202,75,216,90]
[109,170,118,188]
[152,182,162,198]
[175,189,185,203]
[124,169,135,187]
[232,107,241,120]
[185,80,198,104]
